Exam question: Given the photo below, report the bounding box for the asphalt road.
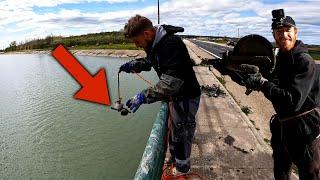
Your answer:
[189,39,233,59]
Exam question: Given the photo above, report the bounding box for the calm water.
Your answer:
[0,54,160,180]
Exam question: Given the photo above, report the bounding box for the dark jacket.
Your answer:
[129,25,201,103]
[262,40,320,141]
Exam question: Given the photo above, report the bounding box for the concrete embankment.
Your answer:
[181,40,299,179]
[190,66,274,179]
[3,49,146,58]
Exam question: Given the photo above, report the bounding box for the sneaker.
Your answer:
[171,166,190,176]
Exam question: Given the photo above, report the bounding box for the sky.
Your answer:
[0,0,319,49]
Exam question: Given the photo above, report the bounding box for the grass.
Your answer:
[4,43,139,52]
[309,47,320,60]
[216,76,226,86]
[214,75,241,106]
[264,138,270,144]
[241,105,252,115]
[3,31,137,52]
[250,119,260,131]
[69,43,139,50]
[214,39,228,44]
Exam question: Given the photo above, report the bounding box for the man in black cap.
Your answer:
[244,9,320,179]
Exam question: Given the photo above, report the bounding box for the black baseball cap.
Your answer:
[271,9,296,29]
[272,16,296,29]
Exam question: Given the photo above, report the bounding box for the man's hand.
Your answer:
[119,62,133,73]
[244,73,268,91]
[126,92,145,113]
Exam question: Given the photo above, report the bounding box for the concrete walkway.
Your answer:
[179,40,299,179]
[191,66,273,179]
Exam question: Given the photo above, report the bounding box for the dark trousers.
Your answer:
[168,96,200,173]
[271,118,320,180]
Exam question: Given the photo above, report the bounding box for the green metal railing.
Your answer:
[134,102,168,180]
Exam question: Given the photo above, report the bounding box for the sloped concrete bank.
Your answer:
[4,49,146,58]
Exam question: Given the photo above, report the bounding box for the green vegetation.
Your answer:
[241,105,252,115]
[249,119,260,131]
[213,37,229,44]
[263,138,270,144]
[228,91,241,106]
[309,47,320,60]
[272,44,320,60]
[3,31,139,52]
[70,43,138,50]
[216,76,226,86]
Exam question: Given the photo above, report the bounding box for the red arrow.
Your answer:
[52,44,110,106]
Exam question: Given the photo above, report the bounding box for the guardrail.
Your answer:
[134,102,168,180]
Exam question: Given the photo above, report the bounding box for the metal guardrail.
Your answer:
[134,102,168,180]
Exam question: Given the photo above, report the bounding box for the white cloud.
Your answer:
[0,0,319,49]
[0,0,142,10]
[105,0,140,3]
[156,0,320,44]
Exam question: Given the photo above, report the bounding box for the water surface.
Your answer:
[0,54,160,179]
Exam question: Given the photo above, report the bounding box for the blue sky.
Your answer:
[0,0,319,49]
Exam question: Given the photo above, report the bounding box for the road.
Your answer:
[189,39,233,59]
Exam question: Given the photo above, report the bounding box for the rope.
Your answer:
[161,98,203,180]
[131,70,154,86]
[279,107,317,122]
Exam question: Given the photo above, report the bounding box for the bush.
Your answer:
[216,76,226,86]
[241,105,252,115]
[4,31,133,51]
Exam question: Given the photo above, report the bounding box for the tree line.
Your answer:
[3,31,132,52]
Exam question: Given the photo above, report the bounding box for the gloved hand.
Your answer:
[119,62,133,73]
[126,92,145,113]
[244,73,268,91]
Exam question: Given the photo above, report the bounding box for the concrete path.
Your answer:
[175,40,299,179]
[191,66,274,179]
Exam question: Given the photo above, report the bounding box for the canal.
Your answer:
[0,54,160,179]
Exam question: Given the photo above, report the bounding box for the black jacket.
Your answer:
[262,40,320,140]
[129,25,201,103]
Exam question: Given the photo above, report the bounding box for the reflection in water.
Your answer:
[0,54,160,179]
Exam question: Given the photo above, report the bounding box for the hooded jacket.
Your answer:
[128,25,201,103]
[261,40,320,141]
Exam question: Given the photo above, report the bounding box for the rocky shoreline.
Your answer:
[3,49,147,58]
